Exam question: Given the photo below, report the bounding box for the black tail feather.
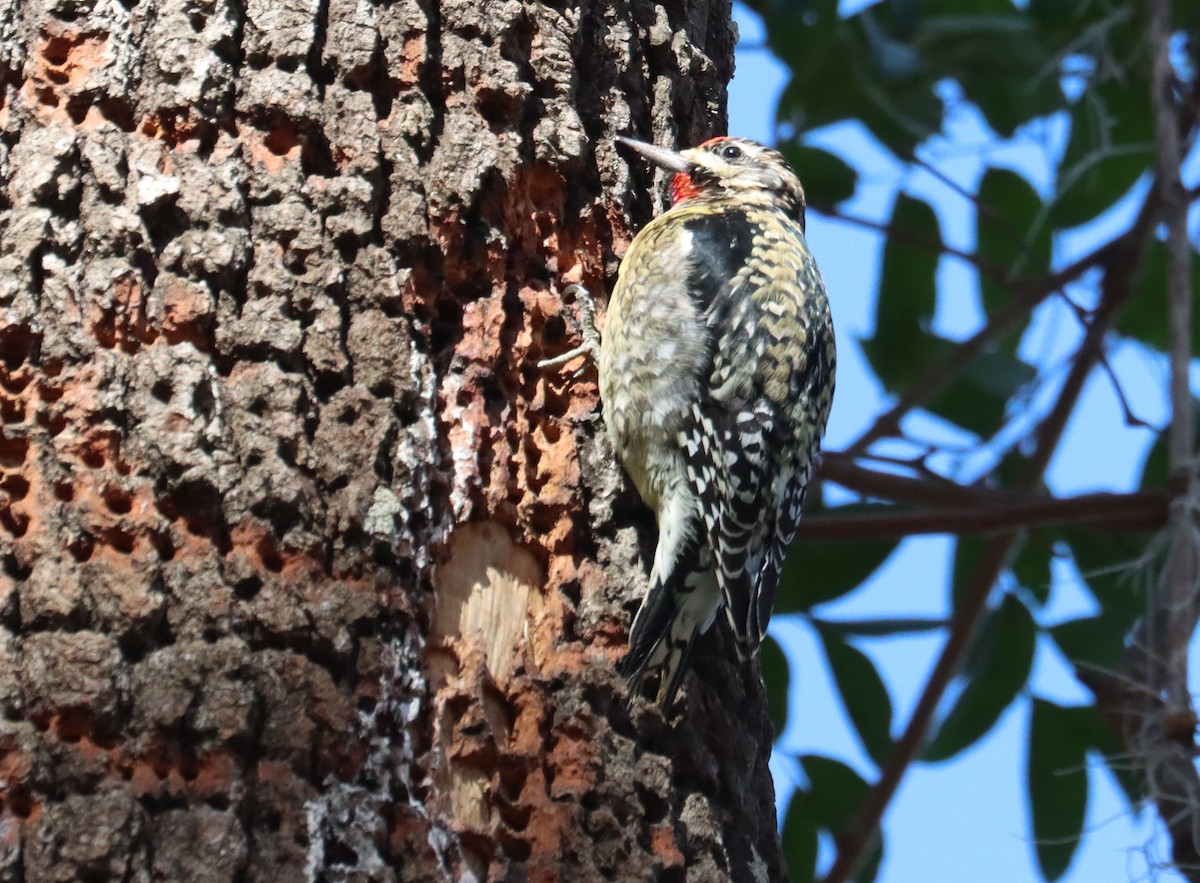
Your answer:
[618,580,675,684]
[620,535,715,711]
[658,632,699,711]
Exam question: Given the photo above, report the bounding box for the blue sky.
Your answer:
[726,3,1183,880]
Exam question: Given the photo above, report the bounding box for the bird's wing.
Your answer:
[677,209,834,655]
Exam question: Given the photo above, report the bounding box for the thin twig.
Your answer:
[907,152,1048,279]
[1095,347,1157,430]
[840,285,1047,458]
[819,206,1012,283]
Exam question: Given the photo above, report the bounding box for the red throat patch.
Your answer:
[670,172,701,204]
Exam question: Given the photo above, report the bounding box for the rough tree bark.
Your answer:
[0,0,786,879]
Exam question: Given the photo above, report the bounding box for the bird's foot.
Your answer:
[538,284,601,376]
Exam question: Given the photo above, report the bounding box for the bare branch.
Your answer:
[820,538,1016,883]
[793,490,1169,542]
[816,454,1011,509]
[1095,347,1159,430]
[810,615,948,635]
[1154,45,1194,475]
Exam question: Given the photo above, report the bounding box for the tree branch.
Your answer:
[816,454,1015,509]
[793,490,1169,542]
[841,186,1163,459]
[821,245,1139,883]
[1103,4,1200,877]
[821,538,1015,883]
[1155,37,1194,477]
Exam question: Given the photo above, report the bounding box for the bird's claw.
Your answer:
[538,284,601,374]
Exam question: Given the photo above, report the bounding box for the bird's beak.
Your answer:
[616,136,691,173]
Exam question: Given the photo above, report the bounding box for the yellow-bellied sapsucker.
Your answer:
[542,136,835,712]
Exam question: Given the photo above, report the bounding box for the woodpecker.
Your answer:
[542,136,835,712]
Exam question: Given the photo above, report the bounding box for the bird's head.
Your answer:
[617,135,807,229]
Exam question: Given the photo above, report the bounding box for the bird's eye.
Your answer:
[720,143,743,160]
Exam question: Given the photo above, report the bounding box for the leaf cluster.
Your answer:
[738,0,1200,879]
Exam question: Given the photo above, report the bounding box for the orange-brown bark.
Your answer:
[0,0,783,879]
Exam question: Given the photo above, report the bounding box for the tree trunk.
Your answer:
[0,0,783,879]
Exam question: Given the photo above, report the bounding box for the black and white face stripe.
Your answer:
[682,139,808,229]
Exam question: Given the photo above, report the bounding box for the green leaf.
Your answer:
[1059,527,1158,624]
[864,322,1036,439]
[817,626,895,765]
[977,168,1051,332]
[799,755,871,831]
[764,1,1080,156]
[1050,614,1128,673]
[773,11,943,156]
[924,0,1018,15]
[797,755,885,882]
[1052,79,1154,229]
[923,594,1035,761]
[1139,427,1170,490]
[776,512,899,611]
[1061,702,1146,812]
[1029,2,1144,71]
[1029,0,1118,30]
[959,61,1063,139]
[1136,401,1200,484]
[785,760,885,882]
[866,194,940,385]
[1012,538,1053,606]
[781,790,819,883]
[774,541,894,610]
[988,446,1027,491]
[781,143,858,211]
[864,187,1041,439]
[861,8,924,79]
[745,0,840,40]
[1080,705,1142,815]
[760,634,790,736]
[923,339,1037,436]
[1028,698,1089,880]
[919,13,1065,137]
[1115,239,1200,354]
[854,833,884,883]
[885,0,923,42]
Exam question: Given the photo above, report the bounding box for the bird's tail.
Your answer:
[619,550,720,711]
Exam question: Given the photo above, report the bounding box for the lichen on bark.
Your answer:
[0,0,783,879]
